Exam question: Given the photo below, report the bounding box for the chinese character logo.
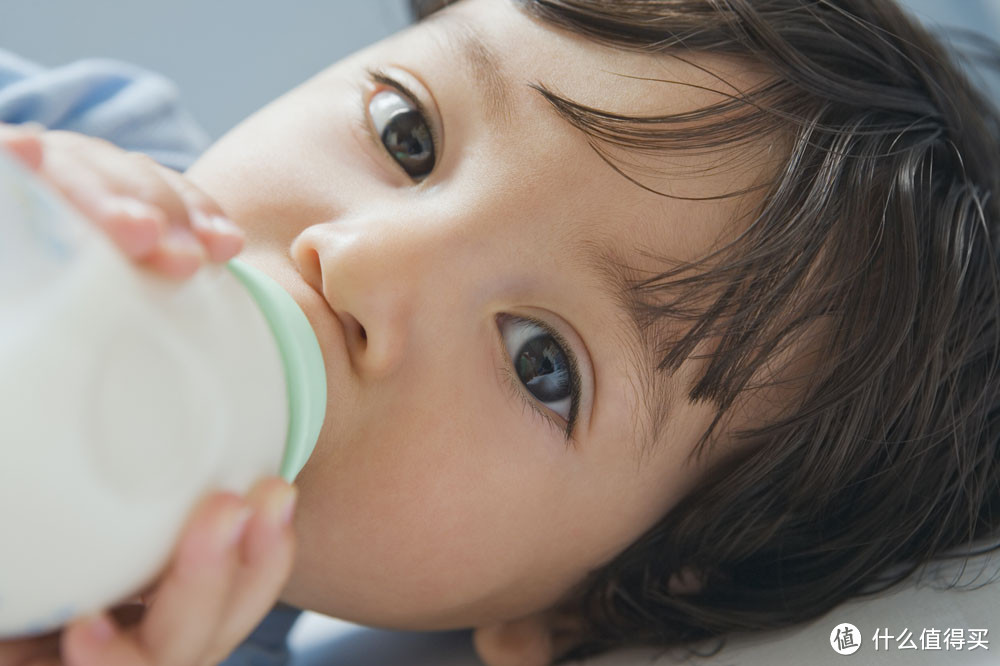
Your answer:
[831,623,861,655]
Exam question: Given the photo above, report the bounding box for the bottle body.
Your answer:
[0,151,291,638]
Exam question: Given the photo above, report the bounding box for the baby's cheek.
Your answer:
[354,437,525,614]
[284,417,567,628]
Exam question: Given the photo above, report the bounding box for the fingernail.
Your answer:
[85,613,115,644]
[265,484,298,527]
[192,210,243,238]
[190,212,244,262]
[210,215,244,238]
[163,226,207,259]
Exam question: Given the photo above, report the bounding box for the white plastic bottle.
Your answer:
[0,149,327,639]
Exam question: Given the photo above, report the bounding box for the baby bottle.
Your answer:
[0,149,327,638]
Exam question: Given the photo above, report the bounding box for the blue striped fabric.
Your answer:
[0,48,209,171]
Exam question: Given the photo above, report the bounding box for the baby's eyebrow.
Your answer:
[576,236,673,458]
[430,15,514,126]
[430,18,653,364]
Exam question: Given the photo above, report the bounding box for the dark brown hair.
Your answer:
[413,1,1000,662]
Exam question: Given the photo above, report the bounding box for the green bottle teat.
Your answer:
[225,258,327,482]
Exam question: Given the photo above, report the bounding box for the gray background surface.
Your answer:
[0,0,412,139]
[0,1,997,140]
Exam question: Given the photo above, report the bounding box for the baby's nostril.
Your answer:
[338,312,367,351]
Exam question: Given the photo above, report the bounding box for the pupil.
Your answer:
[381,109,434,178]
[515,335,570,403]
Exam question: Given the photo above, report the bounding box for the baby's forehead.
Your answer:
[433,0,774,116]
[425,1,782,201]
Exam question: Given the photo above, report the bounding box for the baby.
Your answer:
[2,0,999,665]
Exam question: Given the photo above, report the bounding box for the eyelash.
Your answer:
[496,315,582,446]
[361,68,440,180]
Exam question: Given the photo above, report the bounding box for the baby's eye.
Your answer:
[498,314,578,423]
[368,88,436,180]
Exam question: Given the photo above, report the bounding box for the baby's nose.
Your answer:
[290,222,423,380]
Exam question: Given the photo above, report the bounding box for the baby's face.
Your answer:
[187,0,769,632]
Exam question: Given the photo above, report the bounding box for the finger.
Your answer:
[63,495,253,666]
[74,482,296,666]
[59,598,156,664]
[155,165,245,263]
[0,122,44,170]
[45,133,191,228]
[42,133,207,279]
[132,493,252,666]
[38,144,166,260]
[61,612,148,666]
[212,478,298,654]
[141,225,212,281]
[90,150,209,280]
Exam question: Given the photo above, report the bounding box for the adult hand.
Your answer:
[0,477,298,666]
